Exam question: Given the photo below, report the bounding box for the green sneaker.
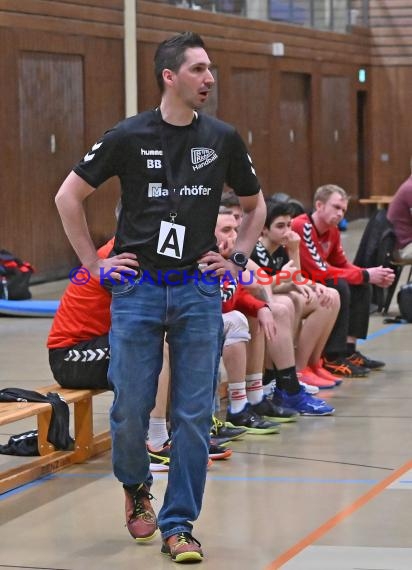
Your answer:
[211,415,247,441]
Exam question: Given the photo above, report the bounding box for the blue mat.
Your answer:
[0,299,60,317]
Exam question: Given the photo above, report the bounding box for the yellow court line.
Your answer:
[264,459,412,570]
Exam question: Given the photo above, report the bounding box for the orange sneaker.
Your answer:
[312,361,343,385]
[298,367,336,389]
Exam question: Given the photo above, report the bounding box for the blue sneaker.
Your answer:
[272,387,335,416]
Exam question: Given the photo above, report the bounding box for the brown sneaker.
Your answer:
[124,483,157,542]
[161,532,204,563]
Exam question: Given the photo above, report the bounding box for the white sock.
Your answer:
[148,417,169,450]
[228,381,247,414]
[246,374,264,405]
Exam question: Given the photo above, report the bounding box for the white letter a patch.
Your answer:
[157,221,186,259]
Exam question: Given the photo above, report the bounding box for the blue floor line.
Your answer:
[48,472,383,484]
[1,472,385,500]
[1,477,53,499]
[183,475,380,484]
[358,322,403,344]
[4,462,411,501]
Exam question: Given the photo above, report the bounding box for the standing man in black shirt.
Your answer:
[55,32,265,564]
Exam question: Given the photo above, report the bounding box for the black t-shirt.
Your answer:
[250,241,289,274]
[74,109,260,275]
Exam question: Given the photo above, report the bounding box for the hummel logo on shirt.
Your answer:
[83,142,103,162]
[190,147,218,171]
[141,148,163,156]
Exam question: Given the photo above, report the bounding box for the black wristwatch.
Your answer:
[229,251,248,271]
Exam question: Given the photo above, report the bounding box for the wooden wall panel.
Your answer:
[369,66,412,196]
[0,27,124,281]
[0,0,123,39]
[319,76,355,194]
[83,36,124,251]
[137,42,160,111]
[349,1,412,194]
[228,67,271,194]
[19,52,84,278]
[275,73,313,208]
[0,27,21,260]
[137,1,370,65]
[1,0,122,23]
[363,0,412,65]
[356,90,369,202]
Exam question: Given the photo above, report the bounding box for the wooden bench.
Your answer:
[0,384,111,495]
[359,195,393,209]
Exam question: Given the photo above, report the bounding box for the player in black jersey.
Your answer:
[55,32,266,563]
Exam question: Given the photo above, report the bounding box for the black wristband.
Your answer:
[363,270,370,283]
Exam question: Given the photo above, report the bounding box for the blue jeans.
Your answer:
[108,275,223,539]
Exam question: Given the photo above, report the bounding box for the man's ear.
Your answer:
[162,68,174,87]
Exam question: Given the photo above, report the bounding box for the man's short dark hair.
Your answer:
[265,201,293,229]
[218,206,235,215]
[154,32,205,92]
[220,190,240,208]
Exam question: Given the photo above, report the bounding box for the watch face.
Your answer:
[232,252,247,267]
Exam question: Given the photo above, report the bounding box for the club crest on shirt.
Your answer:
[191,147,218,171]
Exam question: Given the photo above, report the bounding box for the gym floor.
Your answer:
[1,220,412,570]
